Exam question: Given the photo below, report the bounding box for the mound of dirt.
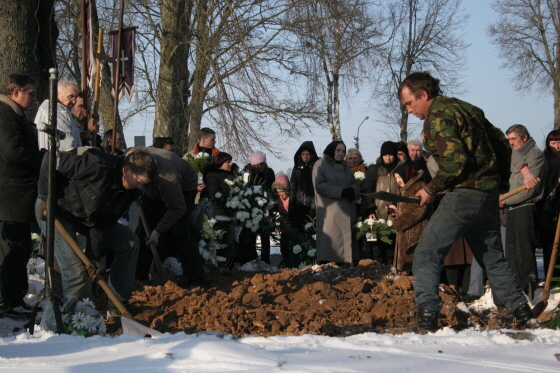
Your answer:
[121,260,526,337]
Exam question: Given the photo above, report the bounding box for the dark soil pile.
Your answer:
[121,260,526,337]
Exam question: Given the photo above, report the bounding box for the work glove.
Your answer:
[86,261,103,282]
[37,201,47,221]
[341,187,355,202]
[146,229,160,247]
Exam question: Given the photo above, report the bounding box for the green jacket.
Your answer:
[422,95,511,195]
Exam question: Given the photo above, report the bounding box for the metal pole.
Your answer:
[354,116,369,150]
[111,0,125,154]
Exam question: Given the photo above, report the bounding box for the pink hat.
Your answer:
[248,151,266,165]
[272,174,289,192]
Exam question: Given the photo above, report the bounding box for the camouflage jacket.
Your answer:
[422,95,511,195]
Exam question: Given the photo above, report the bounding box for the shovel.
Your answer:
[362,181,536,204]
[532,211,560,318]
[53,217,162,337]
[136,202,175,286]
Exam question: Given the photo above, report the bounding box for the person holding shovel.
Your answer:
[134,146,205,288]
[35,147,158,331]
[399,72,533,333]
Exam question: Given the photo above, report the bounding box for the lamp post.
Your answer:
[354,116,369,150]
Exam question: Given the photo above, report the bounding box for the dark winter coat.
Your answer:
[204,168,238,217]
[0,95,44,223]
[392,171,431,271]
[289,141,318,228]
[38,148,141,230]
[243,163,275,188]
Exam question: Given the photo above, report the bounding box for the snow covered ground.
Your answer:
[1,255,560,372]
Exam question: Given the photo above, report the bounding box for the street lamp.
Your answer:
[354,116,370,150]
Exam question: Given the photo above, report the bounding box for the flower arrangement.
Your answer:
[354,171,366,185]
[223,176,276,235]
[355,218,396,244]
[198,216,227,268]
[280,219,317,269]
[63,298,106,337]
[184,152,213,185]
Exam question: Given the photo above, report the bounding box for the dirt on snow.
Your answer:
[98,260,534,337]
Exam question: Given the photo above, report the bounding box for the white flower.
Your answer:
[236,211,249,221]
[298,262,307,269]
[97,318,107,334]
[72,312,87,329]
[307,249,316,256]
[387,220,393,227]
[293,244,302,254]
[202,250,211,260]
[32,233,41,241]
[256,197,267,207]
[304,222,313,230]
[197,172,204,185]
[312,234,316,241]
[225,179,235,186]
[244,189,253,196]
[354,171,365,181]
[356,222,363,228]
[365,218,375,226]
[253,185,263,193]
[215,192,222,199]
[242,198,251,208]
[86,316,99,333]
[378,219,386,224]
[233,187,240,193]
[195,152,210,158]
[208,218,217,228]
[245,220,253,229]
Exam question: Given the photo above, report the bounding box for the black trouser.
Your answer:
[505,205,538,294]
[0,221,31,307]
[135,190,205,284]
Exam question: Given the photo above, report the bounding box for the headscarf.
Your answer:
[323,141,345,161]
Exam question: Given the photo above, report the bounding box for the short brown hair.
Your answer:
[398,72,441,100]
[124,147,159,181]
[4,73,37,96]
[199,127,216,140]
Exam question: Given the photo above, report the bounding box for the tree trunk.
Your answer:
[332,69,341,141]
[554,89,560,130]
[0,0,57,105]
[185,0,211,154]
[154,0,192,152]
[399,103,408,142]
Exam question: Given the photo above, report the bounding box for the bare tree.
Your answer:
[373,0,469,142]
[488,0,560,129]
[286,0,386,141]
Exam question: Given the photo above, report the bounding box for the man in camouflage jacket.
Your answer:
[398,72,533,333]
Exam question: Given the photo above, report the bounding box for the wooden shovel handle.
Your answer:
[53,218,132,319]
[499,178,540,202]
[542,211,560,304]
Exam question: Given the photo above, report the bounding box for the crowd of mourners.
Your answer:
[1,71,559,334]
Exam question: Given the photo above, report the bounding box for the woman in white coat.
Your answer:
[313,141,360,264]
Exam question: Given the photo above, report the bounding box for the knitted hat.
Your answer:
[380,141,398,157]
[248,151,266,165]
[272,174,290,193]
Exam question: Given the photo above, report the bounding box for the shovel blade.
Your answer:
[121,316,163,338]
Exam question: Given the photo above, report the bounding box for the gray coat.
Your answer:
[312,155,359,263]
[503,137,547,209]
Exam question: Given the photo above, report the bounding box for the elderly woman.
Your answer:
[345,148,367,174]
[313,141,360,264]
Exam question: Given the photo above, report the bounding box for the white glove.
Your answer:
[146,230,160,246]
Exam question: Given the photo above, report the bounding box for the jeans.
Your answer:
[412,188,526,312]
[35,198,139,332]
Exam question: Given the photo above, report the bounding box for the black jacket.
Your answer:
[0,95,44,223]
[243,163,275,188]
[38,148,141,229]
[204,167,238,217]
[289,141,318,209]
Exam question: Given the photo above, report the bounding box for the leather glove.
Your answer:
[146,229,160,246]
[37,201,47,221]
[341,187,355,202]
[86,261,103,282]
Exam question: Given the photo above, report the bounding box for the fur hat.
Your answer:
[272,174,289,192]
[248,151,266,165]
[380,141,398,157]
